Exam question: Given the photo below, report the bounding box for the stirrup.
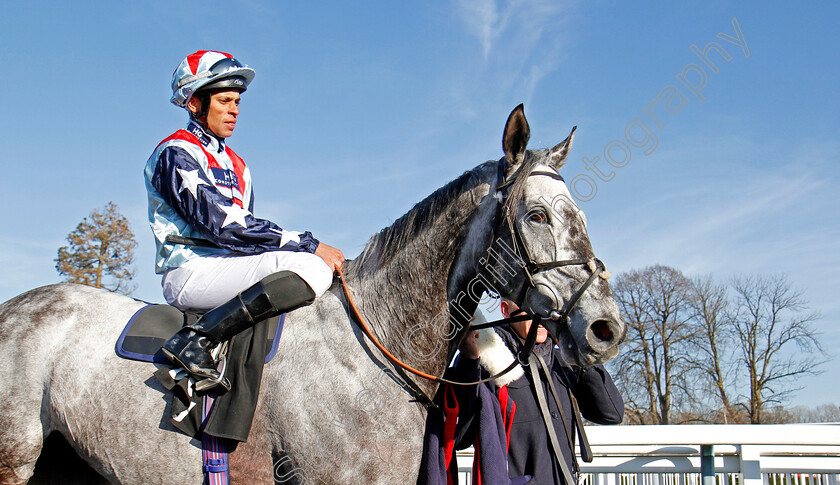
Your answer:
[195,354,230,392]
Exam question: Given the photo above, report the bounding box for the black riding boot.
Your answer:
[161,271,316,390]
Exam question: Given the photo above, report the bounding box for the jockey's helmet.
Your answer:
[170,50,255,109]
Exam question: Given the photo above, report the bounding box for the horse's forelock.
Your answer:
[502,149,547,228]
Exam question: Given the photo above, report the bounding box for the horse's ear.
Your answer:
[503,104,530,173]
[549,126,576,171]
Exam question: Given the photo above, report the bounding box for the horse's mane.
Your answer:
[350,149,552,275]
[351,160,499,274]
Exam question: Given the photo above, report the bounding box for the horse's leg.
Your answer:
[0,364,50,484]
[0,423,42,485]
[0,291,62,484]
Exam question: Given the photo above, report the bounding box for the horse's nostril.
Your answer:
[591,320,613,342]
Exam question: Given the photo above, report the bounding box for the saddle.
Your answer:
[116,303,285,442]
[115,303,285,365]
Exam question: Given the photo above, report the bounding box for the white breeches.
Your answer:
[161,251,334,311]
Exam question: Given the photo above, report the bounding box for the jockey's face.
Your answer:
[189,90,241,139]
[502,300,548,344]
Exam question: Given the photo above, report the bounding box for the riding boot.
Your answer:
[161,271,316,389]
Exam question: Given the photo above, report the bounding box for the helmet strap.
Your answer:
[187,91,229,142]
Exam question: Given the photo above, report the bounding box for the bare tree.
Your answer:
[610,265,698,424]
[610,269,659,424]
[731,274,824,424]
[55,202,137,295]
[688,276,742,423]
[786,404,840,423]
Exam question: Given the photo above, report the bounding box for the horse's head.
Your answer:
[481,105,625,366]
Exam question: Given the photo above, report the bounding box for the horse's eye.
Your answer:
[528,211,547,224]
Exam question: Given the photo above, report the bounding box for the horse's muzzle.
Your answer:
[540,314,623,365]
[586,318,623,355]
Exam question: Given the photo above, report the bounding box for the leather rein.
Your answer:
[338,269,538,387]
[339,161,607,390]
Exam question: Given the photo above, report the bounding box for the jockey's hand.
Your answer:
[315,242,345,274]
[459,329,481,360]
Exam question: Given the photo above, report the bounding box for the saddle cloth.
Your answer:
[116,303,287,443]
[115,303,285,365]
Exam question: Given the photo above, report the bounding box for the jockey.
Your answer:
[145,50,344,390]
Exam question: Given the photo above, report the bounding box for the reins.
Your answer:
[337,267,541,387]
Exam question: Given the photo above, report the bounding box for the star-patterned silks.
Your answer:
[176,168,209,199]
[149,124,319,273]
[219,203,251,228]
[279,230,303,248]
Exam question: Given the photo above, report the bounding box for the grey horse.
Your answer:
[0,105,624,484]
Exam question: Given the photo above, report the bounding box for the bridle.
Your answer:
[339,159,607,396]
[501,167,608,331]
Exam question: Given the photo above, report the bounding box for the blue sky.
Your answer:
[1,1,837,407]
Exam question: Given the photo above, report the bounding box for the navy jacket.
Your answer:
[430,326,623,485]
[144,121,319,273]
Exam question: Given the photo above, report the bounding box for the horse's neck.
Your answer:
[345,167,495,381]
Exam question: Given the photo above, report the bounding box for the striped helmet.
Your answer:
[170,50,255,108]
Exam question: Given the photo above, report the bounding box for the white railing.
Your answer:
[457,424,840,485]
